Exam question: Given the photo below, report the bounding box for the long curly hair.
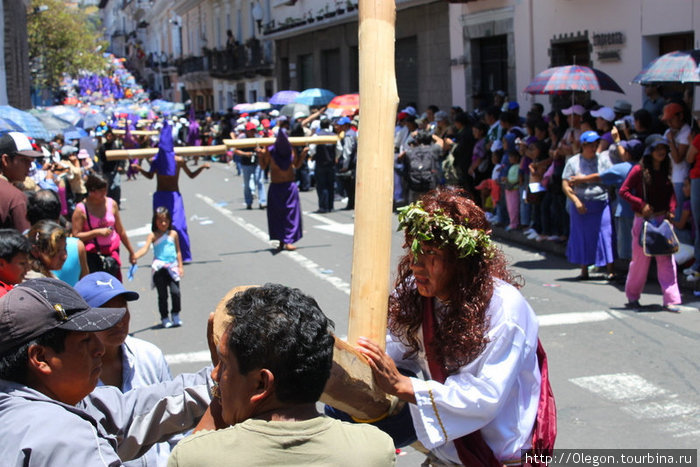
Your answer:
[389,187,520,374]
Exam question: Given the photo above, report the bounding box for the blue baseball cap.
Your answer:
[337,116,352,125]
[74,272,139,307]
[580,130,601,144]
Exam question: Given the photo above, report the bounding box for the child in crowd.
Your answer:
[134,206,184,328]
[25,220,68,280]
[503,150,522,231]
[0,229,30,297]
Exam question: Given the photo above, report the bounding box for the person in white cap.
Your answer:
[590,106,615,152]
[0,132,44,231]
[556,105,585,158]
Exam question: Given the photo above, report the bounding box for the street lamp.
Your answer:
[252,2,263,34]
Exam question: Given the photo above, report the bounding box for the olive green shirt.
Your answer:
[168,415,396,467]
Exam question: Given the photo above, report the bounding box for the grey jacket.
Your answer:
[0,366,213,466]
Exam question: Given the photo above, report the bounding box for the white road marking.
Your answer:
[570,373,668,402]
[165,350,211,365]
[304,211,343,226]
[315,223,355,236]
[126,223,152,238]
[303,211,355,236]
[622,400,697,419]
[197,193,351,295]
[537,310,626,327]
[570,373,700,438]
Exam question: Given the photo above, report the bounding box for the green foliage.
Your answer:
[397,201,492,259]
[27,0,109,91]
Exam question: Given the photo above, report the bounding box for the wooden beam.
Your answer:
[111,129,160,136]
[105,135,339,160]
[346,0,398,349]
[221,136,338,148]
[105,145,229,160]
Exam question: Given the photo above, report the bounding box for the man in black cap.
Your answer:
[0,277,214,466]
[0,132,43,231]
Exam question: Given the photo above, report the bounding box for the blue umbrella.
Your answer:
[29,110,75,138]
[0,105,51,140]
[269,90,300,106]
[294,88,336,106]
[77,112,108,129]
[63,128,89,141]
[0,116,26,133]
[46,105,82,125]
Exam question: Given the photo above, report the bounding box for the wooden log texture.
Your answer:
[320,336,401,420]
[105,145,229,160]
[105,135,339,160]
[346,0,398,349]
[112,129,160,136]
[222,135,338,148]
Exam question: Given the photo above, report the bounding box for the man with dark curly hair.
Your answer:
[354,188,555,466]
[169,283,396,467]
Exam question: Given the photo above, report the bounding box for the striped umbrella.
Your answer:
[524,65,624,95]
[0,105,52,140]
[269,90,300,106]
[632,50,700,84]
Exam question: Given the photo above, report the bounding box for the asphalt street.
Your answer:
[116,160,700,464]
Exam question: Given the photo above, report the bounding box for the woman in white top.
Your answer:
[356,188,555,466]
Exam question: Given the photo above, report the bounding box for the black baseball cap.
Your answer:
[0,278,126,354]
[0,132,43,157]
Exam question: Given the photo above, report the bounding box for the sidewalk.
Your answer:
[490,225,699,293]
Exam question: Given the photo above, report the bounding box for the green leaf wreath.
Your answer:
[397,201,492,259]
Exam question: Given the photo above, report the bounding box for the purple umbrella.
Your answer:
[632,50,700,84]
[269,90,300,106]
[524,65,625,95]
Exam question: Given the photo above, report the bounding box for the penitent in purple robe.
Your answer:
[151,122,192,261]
[267,130,302,245]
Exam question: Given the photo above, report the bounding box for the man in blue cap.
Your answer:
[74,271,176,466]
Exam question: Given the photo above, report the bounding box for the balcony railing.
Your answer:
[206,39,274,79]
[177,56,209,76]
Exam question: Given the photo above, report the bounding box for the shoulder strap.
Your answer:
[82,203,101,251]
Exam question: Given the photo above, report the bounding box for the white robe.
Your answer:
[387,280,541,464]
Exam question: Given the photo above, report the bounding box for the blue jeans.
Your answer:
[241,164,266,207]
[690,178,700,270]
[673,181,686,221]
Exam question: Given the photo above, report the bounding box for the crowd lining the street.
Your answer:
[5,68,700,465]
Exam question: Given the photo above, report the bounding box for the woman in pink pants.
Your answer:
[619,138,684,312]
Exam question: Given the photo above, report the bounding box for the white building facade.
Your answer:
[450,0,700,112]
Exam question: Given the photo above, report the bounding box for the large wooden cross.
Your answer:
[112,0,399,421]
